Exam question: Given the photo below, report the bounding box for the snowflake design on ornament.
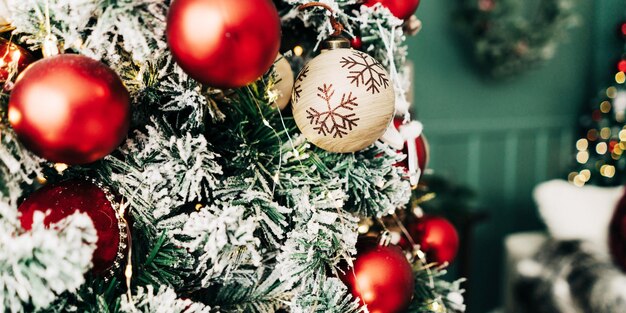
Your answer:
[306,84,360,138]
[340,51,389,94]
[293,65,309,101]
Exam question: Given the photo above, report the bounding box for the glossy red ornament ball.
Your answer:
[620,22,626,37]
[399,215,460,264]
[618,60,626,73]
[609,189,626,272]
[340,238,414,313]
[350,36,363,50]
[0,38,34,82]
[8,54,130,165]
[364,0,421,20]
[18,180,127,276]
[166,0,281,88]
[393,118,430,173]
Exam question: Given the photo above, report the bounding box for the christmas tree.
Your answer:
[0,0,465,312]
[570,23,626,187]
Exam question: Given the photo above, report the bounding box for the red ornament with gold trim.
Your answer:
[339,237,414,313]
[18,179,129,276]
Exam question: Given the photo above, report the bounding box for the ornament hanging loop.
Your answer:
[378,230,392,246]
[41,0,60,57]
[298,2,345,36]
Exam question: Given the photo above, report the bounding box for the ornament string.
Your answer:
[298,2,344,36]
[44,0,51,40]
[41,0,59,57]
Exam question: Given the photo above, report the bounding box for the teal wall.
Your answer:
[407,1,623,312]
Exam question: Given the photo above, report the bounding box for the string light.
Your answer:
[607,86,618,98]
[600,164,616,178]
[596,142,608,155]
[576,138,588,151]
[579,169,591,182]
[293,45,304,57]
[576,151,589,163]
[616,71,626,84]
[54,163,68,173]
[573,174,586,187]
[600,127,611,139]
[36,175,47,184]
[567,172,578,182]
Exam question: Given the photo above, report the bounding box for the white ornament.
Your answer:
[0,0,8,26]
[271,54,294,110]
[292,38,395,153]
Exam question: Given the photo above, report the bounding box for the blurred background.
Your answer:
[407,1,624,312]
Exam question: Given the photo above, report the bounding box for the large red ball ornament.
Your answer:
[8,54,130,165]
[18,179,128,276]
[399,215,460,264]
[340,238,414,313]
[364,0,421,20]
[609,189,626,271]
[166,0,281,88]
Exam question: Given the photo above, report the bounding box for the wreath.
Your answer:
[457,0,579,78]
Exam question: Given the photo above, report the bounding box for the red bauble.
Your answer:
[618,60,626,73]
[620,22,626,37]
[350,36,363,50]
[393,118,430,173]
[340,238,414,313]
[609,189,626,271]
[18,180,127,276]
[8,54,130,165]
[0,38,34,82]
[166,0,281,88]
[364,0,421,20]
[399,215,460,264]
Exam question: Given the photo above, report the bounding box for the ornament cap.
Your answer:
[321,36,351,50]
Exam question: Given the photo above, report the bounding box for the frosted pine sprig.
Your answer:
[120,285,213,313]
[0,202,97,313]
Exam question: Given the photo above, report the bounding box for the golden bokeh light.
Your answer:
[293,45,304,57]
[600,127,611,139]
[600,165,616,178]
[616,71,626,84]
[580,169,591,181]
[607,86,618,98]
[576,138,588,151]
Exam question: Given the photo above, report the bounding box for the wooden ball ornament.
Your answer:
[292,37,395,153]
[271,54,294,110]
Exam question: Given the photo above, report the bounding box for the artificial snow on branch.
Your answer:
[0,203,97,313]
[120,285,212,313]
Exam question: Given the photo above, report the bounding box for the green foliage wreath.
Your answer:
[457,0,579,77]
